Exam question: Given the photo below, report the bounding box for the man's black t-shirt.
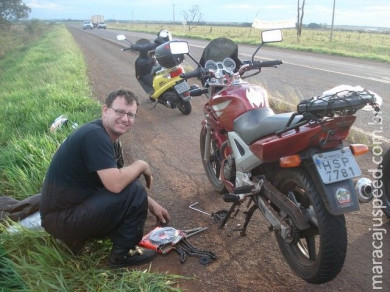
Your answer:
[40,119,117,217]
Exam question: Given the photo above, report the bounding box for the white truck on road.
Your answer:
[91,15,104,28]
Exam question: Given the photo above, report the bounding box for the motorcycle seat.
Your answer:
[234,108,303,145]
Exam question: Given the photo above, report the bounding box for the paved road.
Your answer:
[74,25,389,144]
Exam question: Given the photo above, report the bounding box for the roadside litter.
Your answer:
[49,115,78,132]
[6,211,42,233]
[1,193,42,233]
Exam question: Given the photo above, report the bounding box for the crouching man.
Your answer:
[40,89,170,268]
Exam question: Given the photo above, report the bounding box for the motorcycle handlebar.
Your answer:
[180,68,205,80]
[252,60,283,68]
[190,88,208,97]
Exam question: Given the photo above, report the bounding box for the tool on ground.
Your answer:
[189,202,210,216]
[188,202,229,225]
[139,226,208,254]
[175,237,217,265]
[139,226,216,265]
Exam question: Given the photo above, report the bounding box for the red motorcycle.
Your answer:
[182,29,382,284]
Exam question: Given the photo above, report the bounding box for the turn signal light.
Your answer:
[350,144,369,156]
[280,155,301,168]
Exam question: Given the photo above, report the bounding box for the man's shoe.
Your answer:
[109,246,156,268]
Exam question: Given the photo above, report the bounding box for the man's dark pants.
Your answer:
[41,180,148,254]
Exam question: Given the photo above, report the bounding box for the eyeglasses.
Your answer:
[110,108,136,120]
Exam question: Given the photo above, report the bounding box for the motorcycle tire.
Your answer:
[199,127,226,193]
[178,100,192,115]
[379,148,390,217]
[273,168,347,284]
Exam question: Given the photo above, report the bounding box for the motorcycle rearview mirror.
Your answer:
[116,34,126,41]
[252,29,283,63]
[261,29,283,43]
[169,41,189,55]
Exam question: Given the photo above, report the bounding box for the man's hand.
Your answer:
[148,197,170,226]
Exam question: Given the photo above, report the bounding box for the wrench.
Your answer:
[189,202,210,216]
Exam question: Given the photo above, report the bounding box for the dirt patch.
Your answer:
[68,26,390,292]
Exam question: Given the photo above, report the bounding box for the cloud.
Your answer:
[26,1,61,10]
[225,4,255,10]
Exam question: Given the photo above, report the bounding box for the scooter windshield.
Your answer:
[199,38,242,70]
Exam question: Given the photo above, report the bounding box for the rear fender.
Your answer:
[304,163,360,215]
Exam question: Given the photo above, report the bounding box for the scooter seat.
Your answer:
[233,108,303,145]
[151,65,162,76]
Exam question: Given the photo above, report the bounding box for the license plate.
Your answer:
[174,81,190,94]
[313,148,361,184]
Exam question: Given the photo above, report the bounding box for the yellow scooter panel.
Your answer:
[151,68,184,99]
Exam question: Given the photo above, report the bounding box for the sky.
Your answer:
[26,0,390,28]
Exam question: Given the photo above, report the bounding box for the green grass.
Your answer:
[0,24,183,291]
[109,23,390,63]
[0,224,183,291]
[0,24,100,198]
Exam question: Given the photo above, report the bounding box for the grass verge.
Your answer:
[0,24,183,291]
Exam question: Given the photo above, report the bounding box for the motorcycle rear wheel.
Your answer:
[199,127,226,193]
[178,100,192,115]
[379,148,390,217]
[273,168,347,284]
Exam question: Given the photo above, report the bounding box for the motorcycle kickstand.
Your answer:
[226,198,257,237]
[218,201,240,229]
[238,204,257,236]
[221,198,257,236]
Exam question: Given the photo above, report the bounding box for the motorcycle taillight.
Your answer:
[170,67,184,78]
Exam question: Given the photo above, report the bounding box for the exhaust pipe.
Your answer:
[355,177,373,203]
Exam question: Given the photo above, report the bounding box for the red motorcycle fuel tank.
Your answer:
[205,83,269,131]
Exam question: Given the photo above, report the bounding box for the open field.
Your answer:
[109,22,390,63]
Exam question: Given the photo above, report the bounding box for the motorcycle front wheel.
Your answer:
[273,168,347,284]
[199,127,226,193]
[178,100,192,115]
[379,148,390,217]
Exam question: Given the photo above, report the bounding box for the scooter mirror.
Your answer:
[169,41,189,55]
[261,29,283,43]
[117,35,126,41]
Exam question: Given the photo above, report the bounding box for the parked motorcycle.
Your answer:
[117,33,193,115]
[180,29,383,283]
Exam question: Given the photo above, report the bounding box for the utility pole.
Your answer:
[330,0,336,41]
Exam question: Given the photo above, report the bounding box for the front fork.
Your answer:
[202,124,212,164]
